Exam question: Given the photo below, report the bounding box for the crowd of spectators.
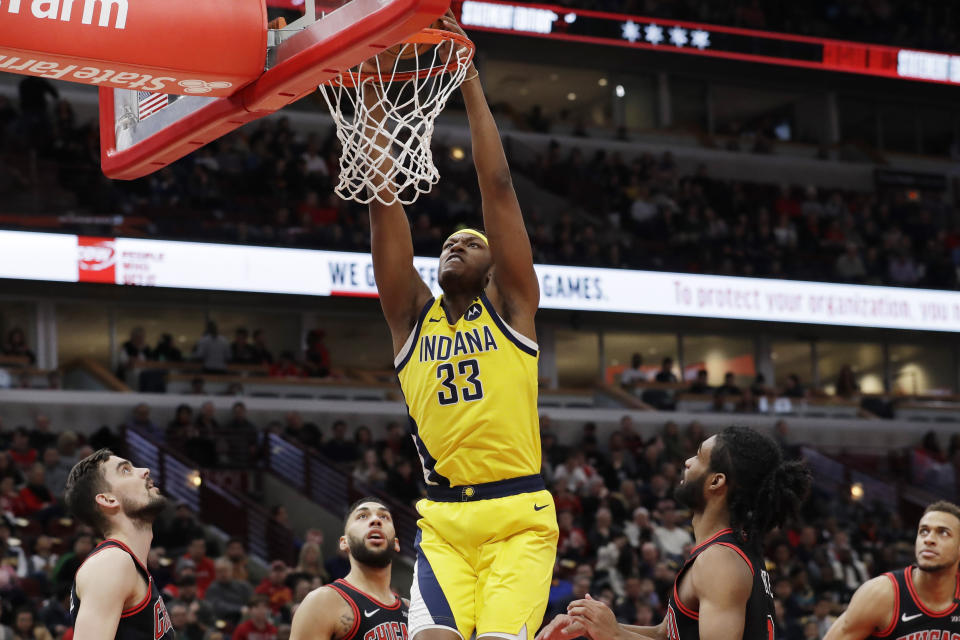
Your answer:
[522,147,960,289]
[115,322,333,392]
[514,0,960,51]
[0,402,948,640]
[3,78,959,292]
[618,355,872,413]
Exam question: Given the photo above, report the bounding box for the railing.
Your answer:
[265,433,419,558]
[122,428,295,564]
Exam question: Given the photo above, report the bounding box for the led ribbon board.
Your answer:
[455,0,960,86]
[3,230,960,332]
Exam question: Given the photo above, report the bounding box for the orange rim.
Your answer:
[322,27,475,87]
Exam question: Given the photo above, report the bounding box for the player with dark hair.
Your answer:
[823,500,960,640]
[291,497,407,640]
[364,11,557,640]
[538,426,810,640]
[64,448,173,640]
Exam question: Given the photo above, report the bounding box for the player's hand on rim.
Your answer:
[438,11,477,78]
[566,594,623,640]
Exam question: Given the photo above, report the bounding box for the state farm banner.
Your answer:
[0,0,265,95]
[2,230,960,332]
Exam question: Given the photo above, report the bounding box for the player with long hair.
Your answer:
[538,426,810,640]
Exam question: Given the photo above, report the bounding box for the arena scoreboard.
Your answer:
[450,0,960,86]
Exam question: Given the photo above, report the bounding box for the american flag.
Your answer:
[137,91,168,120]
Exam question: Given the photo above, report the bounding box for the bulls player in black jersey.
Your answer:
[538,426,810,640]
[292,497,408,640]
[63,448,174,640]
[824,500,960,640]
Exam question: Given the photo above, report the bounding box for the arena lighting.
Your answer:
[188,470,202,488]
[850,483,865,501]
[454,0,960,87]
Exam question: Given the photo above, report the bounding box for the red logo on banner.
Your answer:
[77,236,116,283]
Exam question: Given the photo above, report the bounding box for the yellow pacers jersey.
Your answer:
[395,292,541,488]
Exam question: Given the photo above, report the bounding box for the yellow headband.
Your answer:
[446,228,488,246]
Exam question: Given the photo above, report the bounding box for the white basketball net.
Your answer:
[318,31,474,205]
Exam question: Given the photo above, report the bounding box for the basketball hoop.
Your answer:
[318,27,475,205]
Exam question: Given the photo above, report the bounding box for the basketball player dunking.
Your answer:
[291,498,408,640]
[364,11,558,640]
[539,427,810,640]
[64,448,174,640]
[824,501,960,640]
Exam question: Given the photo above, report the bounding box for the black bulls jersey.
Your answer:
[327,578,409,640]
[867,566,960,639]
[70,539,174,640]
[665,528,775,640]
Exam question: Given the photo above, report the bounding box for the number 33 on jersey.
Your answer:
[395,294,541,489]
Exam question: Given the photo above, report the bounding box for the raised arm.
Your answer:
[823,576,896,640]
[73,549,138,640]
[362,80,433,352]
[442,14,539,334]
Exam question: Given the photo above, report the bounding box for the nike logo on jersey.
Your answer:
[534,504,548,511]
[365,609,380,618]
[902,613,923,622]
[429,317,443,322]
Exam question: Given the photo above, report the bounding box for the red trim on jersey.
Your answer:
[905,566,960,617]
[102,539,149,573]
[328,583,362,640]
[690,528,734,556]
[334,579,402,610]
[76,539,153,617]
[872,573,900,638]
[120,577,153,618]
[714,542,755,576]
[672,581,699,621]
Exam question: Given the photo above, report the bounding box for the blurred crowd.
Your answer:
[0,407,935,640]
[521,147,960,289]
[2,78,958,292]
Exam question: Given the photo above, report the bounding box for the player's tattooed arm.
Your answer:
[291,587,355,640]
[823,576,896,640]
[334,609,356,640]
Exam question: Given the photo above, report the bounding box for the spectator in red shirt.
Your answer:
[17,462,54,516]
[232,595,277,640]
[303,330,330,378]
[254,560,292,615]
[8,427,37,469]
[180,537,215,598]
[297,190,337,226]
[268,352,305,378]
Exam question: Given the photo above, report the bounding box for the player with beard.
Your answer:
[63,448,173,640]
[824,501,960,640]
[537,426,810,640]
[291,498,407,640]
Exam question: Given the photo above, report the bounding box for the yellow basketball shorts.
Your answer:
[408,480,558,640]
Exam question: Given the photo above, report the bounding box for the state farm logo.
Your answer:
[78,236,116,284]
[178,79,233,94]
